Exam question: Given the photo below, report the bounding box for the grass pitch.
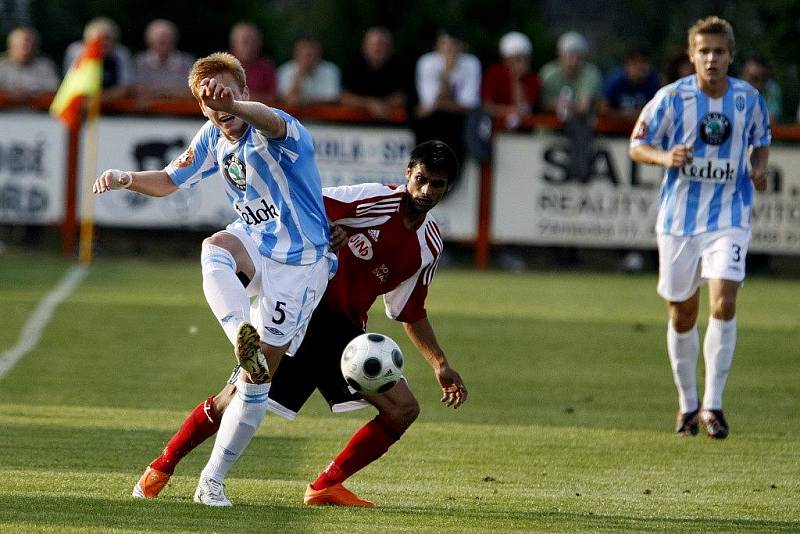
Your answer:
[1,253,798,532]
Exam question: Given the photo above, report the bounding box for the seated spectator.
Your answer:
[0,25,59,100]
[414,29,481,171]
[64,17,132,101]
[741,55,782,123]
[340,27,407,119]
[482,31,540,129]
[133,19,194,100]
[661,46,694,84]
[277,35,340,106]
[539,31,601,180]
[229,21,276,104]
[600,49,660,120]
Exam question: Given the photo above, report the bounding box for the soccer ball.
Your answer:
[340,333,404,394]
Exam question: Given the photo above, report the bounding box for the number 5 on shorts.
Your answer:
[272,301,287,324]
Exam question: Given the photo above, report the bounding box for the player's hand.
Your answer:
[93,169,132,194]
[199,77,235,112]
[663,145,693,168]
[329,223,348,251]
[436,365,467,408]
[751,167,768,192]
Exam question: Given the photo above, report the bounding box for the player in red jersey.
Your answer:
[133,140,468,507]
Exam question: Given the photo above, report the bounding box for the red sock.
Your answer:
[149,396,221,475]
[311,413,405,490]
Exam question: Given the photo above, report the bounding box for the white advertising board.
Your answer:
[491,132,800,254]
[86,117,477,240]
[0,112,66,224]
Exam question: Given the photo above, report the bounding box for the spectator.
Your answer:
[414,29,481,174]
[277,35,341,107]
[340,27,407,119]
[0,25,59,99]
[539,31,601,180]
[133,19,194,100]
[600,49,660,120]
[64,17,132,101]
[482,31,540,129]
[229,21,277,104]
[741,55,782,123]
[662,46,694,84]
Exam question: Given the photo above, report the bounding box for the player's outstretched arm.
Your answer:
[403,317,468,408]
[93,169,178,197]
[199,77,286,139]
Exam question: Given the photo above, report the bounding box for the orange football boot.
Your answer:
[132,466,171,499]
[303,483,374,507]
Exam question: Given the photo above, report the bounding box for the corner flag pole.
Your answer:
[78,91,101,266]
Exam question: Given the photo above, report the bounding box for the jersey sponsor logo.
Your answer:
[348,233,373,260]
[172,146,194,168]
[735,95,745,111]
[699,112,731,145]
[223,153,247,191]
[368,229,380,241]
[235,197,279,225]
[680,156,737,182]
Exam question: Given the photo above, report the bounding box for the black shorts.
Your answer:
[266,301,367,420]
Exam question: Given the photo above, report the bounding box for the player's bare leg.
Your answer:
[304,381,419,507]
[667,290,701,436]
[700,279,738,439]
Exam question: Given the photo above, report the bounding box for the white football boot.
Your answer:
[193,477,232,507]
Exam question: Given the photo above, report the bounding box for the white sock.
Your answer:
[201,243,251,345]
[200,380,270,483]
[667,322,699,413]
[702,317,737,411]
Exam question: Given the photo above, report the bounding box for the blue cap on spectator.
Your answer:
[499,31,532,58]
[557,31,589,55]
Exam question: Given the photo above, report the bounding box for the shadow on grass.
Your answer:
[0,495,798,533]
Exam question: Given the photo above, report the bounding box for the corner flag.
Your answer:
[50,37,103,128]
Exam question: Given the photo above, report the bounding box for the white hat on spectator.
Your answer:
[499,31,532,58]
[557,31,589,55]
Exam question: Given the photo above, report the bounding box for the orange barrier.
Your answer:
[3,92,799,266]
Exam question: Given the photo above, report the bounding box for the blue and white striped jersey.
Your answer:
[165,108,332,265]
[630,75,771,236]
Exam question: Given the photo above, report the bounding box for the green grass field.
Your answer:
[1,253,798,532]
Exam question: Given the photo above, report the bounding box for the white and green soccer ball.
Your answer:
[340,333,404,394]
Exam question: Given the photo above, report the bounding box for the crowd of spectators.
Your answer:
[1,16,798,138]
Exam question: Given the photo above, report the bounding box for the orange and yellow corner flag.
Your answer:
[50,37,103,129]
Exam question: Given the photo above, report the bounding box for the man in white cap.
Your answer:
[481,31,540,129]
[539,31,602,179]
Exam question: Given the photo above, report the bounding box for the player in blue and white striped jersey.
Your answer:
[94,53,337,503]
[629,17,770,439]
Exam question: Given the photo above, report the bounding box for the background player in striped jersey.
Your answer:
[133,141,468,506]
[629,17,770,439]
[93,52,337,498]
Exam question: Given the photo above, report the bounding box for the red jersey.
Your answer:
[322,183,443,328]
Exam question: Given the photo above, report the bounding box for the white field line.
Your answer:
[0,265,88,379]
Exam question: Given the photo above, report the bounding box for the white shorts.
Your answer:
[225,225,333,355]
[657,227,750,302]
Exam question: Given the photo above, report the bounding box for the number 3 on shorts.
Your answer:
[731,244,742,263]
[272,301,287,324]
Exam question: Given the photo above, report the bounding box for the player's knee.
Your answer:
[710,295,736,320]
[211,384,237,415]
[382,397,420,430]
